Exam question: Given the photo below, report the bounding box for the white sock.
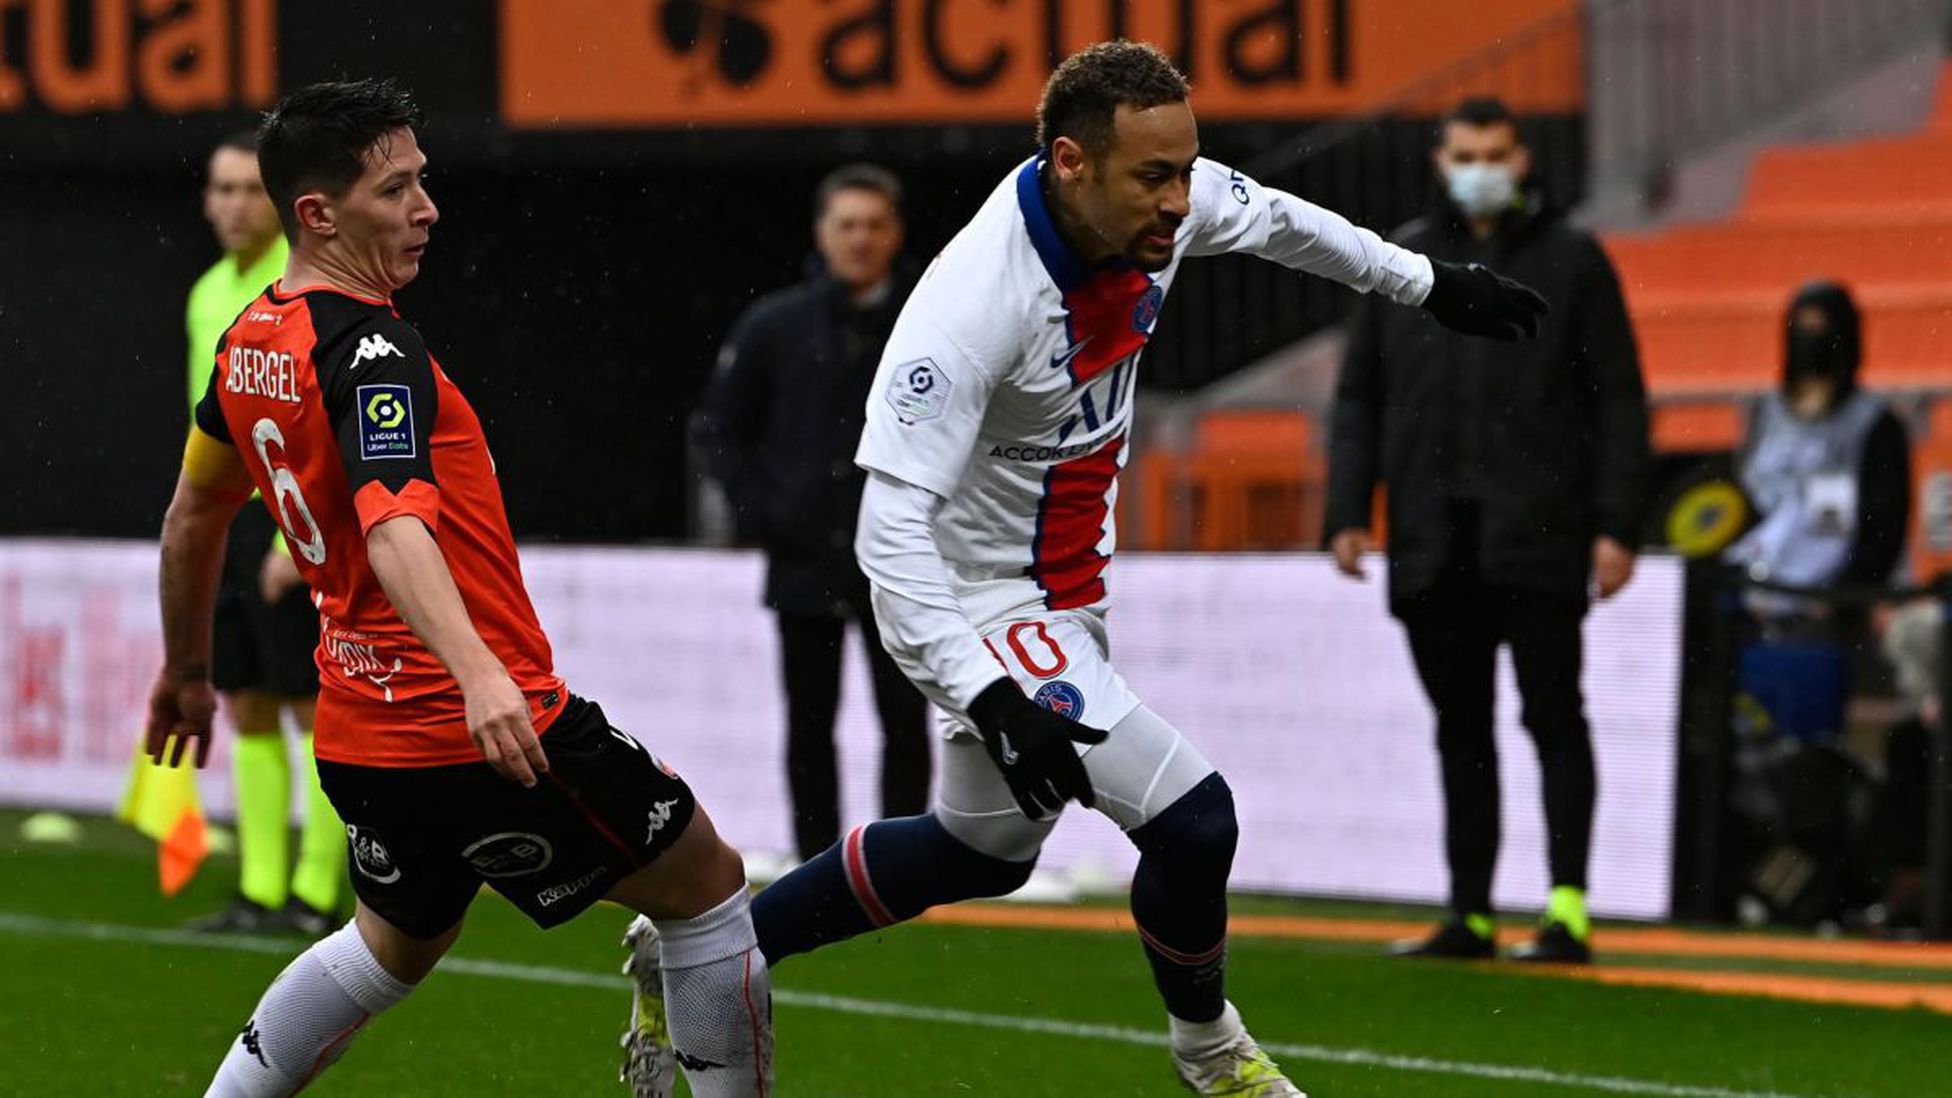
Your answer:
[654,887,774,1098]
[205,921,415,1097]
[1169,1000,1244,1059]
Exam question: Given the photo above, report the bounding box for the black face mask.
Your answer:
[1786,326,1851,386]
[1781,282,1861,395]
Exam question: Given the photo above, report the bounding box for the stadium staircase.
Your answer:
[1606,60,1952,458]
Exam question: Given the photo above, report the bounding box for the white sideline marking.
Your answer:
[0,912,1818,1098]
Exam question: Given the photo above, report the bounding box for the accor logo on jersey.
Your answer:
[988,440,1102,463]
[0,0,278,115]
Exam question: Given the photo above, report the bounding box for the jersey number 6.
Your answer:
[250,417,328,565]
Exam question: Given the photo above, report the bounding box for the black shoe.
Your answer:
[277,897,337,938]
[1510,921,1593,965]
[187,897,277,934]
[1389,917,1496,960]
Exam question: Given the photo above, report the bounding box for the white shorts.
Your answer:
[930,611,1214,855]
[939,610,1143,740]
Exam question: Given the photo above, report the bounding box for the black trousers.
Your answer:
[1396,560,1597,917]
[776,605,932,860]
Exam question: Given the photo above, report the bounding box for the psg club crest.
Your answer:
[1131,285,1164,333]
[1033,680,1086,720]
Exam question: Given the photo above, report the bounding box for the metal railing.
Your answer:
[1146,0,1948,393]
[1587,0,1949,217]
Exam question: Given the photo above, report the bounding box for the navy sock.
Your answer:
[752,813,1034,964]
[1128,773,1237,1024]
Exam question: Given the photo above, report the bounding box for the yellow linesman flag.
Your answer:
[116,732,209,896]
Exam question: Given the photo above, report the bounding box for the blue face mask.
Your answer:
[1444,162,1518,219]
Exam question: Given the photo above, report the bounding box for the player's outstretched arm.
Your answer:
[1184,159,1545,340]
[365,515,549,787]
[150,427,254,769]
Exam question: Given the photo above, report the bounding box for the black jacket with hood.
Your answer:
[1325,191,1649,605]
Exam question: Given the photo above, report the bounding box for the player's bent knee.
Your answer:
[607,806,748,921]
[924,812,1039,898]
[1132,772,1237,862]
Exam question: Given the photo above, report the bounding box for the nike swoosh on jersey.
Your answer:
[1050,337,1092,373]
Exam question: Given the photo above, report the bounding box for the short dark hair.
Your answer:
[1437,97,1521,144]
[815,163,903,220]
[214,130,258,156]
[256,79,424,241]
[1035,40,1190,158]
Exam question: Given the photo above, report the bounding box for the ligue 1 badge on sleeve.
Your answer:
[356,383,417,460]
[886,357,951,425]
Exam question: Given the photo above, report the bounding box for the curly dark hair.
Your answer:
[257,78,425,241]
[1035,41,1190,158]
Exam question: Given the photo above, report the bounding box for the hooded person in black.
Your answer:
[1325,98,1650,964]
[1724,281,1910,602]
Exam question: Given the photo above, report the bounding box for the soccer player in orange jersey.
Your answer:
[147,79,772,1098]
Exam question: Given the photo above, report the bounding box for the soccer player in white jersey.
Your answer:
[624,40,1544,1098]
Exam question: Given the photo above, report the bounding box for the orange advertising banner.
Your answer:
[501,0,1583,130]
[0,0,277,115]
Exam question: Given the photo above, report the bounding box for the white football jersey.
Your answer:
[856,155,1431,632]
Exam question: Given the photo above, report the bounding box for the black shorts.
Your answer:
[316,696,698,939]
[212,505,320,697]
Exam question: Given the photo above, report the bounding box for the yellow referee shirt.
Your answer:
[187,236,289,411]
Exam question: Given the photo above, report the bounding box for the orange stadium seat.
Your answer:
[1131,410,1322,550]
[1606,62,1952,399]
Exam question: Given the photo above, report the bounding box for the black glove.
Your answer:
[966,678,1109,818]
[1422,259,1548,341]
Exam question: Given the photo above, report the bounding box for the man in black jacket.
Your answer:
[692,165,930,862]
[1325,98,1649,964]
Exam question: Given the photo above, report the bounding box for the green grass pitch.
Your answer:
[1,811,1941,1097]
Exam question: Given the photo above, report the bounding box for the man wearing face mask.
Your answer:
[691,164,932,865]
[1326,97,1649,965]
[1725,282,1911,613]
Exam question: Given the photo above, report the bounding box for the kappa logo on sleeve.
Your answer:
[351,333,403,368]
[357,384,417,460]
[885,357,952,424]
